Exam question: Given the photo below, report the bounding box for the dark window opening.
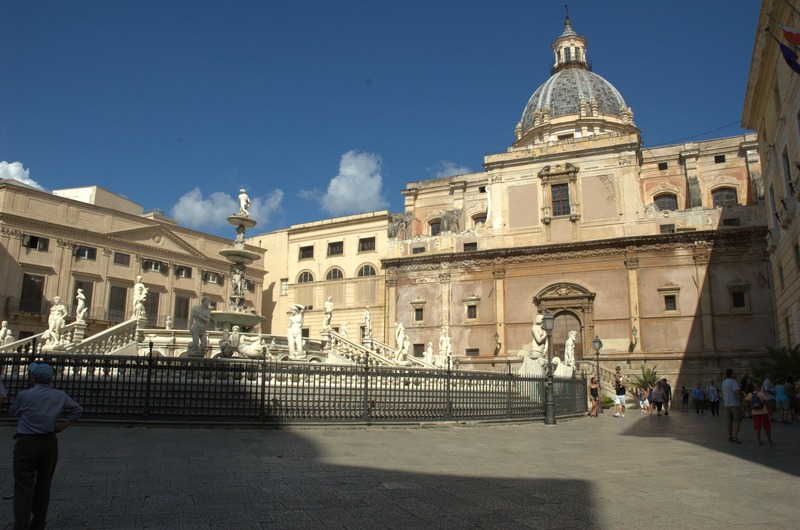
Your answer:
[299,246,314,260]
[714,154,726,164]
[22,235,49,251]
[463,242,478,252]
[358,237,376,252]
[657,162,668,170]
[327,241,343,256]
[551,183,571,216]
[113,252,130,266]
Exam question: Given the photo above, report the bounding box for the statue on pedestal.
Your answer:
[187,297,212,357]
[75,289,87,322]
[288,304,306,358]
[323,297,333,330]
[132,276,148,320]
[238,188,251,217]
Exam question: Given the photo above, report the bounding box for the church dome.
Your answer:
[520,68,628,130]
[512,16,637,147]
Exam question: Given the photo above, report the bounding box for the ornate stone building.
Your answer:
[0,180,265,340]
[380,17,771,384]
[743,0,800,349]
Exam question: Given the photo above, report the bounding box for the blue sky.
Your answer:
[1,1,761,238]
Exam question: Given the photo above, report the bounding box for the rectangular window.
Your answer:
[795,244,800,273]
[327,241,343,256]
[722,218,741,226]
[664,295,677,311]
[74,245,97,260]
[430,222,441,236]
[143,291,159,326]
[478,186,487,193]
[280,278,289,296]
[780,265,785,290]
[657,162,668,170]
[413,344,425,358]
[113,252,130,266]
[551,183,571,216]
[358,237,376,252]
[465,348,480,357]
[731,291,747,309]
[414,308,424,322]
[19,273,45,313]
[143,259,164,272]
[175,266,192,279]
[660,224,675,234]
[782,149,794,195]
[22,235,49,251]
[174,295,190,329]
[108,285,128,322]
[463,242,478,252]
[714,154,726,164]
[466,304,478,320]
[412,247,425,254]
[203,271,223,285]
[557,133,574,141]
[301,328,309,339]
[299,245,314,260]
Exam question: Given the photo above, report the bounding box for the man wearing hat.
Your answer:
[9,362,83,530]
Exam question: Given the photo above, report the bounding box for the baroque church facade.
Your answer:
[259,18,772,386]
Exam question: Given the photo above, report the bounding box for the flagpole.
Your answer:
[785,0,800,19]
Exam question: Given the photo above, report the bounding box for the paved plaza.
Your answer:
[1,408,799,529]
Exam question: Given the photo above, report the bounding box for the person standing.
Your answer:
[661,378,672,415]
[651,380,666,416]
[10,362,83,530]
[775,377,791,424]
[588,377,600,417]
[706,380,720,416]
[692,382,705,414]
[613,366,627,418]
[721,368,743,444]
[680,386,690,412]
[745,383,775,446]
[761,372,777,421]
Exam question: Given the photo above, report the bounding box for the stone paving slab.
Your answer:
[1,410,799,529]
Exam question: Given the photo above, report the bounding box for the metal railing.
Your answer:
[0,352,587,424]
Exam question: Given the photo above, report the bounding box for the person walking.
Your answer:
[706,380,720,416]
[652,380,666,416]
[721,368,743,444]
[761,372,777,421]
[9,362,83,530]
[692,382,705,414]
[613,366,627,418]
[775,377,792,424]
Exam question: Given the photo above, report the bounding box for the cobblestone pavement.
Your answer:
[1,408,799,529]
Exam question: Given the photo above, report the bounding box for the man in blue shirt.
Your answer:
[9,362,83,530]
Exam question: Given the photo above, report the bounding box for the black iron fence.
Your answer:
[0,352,587,424]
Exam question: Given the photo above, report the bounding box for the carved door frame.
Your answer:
[533,283,596,360]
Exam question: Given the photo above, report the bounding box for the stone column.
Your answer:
[680,148,702,208]
[693,247,715,351]
[624,253,640,354]
[742,140,764,202]
[493,267,506,354]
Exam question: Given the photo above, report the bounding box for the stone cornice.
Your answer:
[381,228,768,273]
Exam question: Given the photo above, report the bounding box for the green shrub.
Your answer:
[601,395,615,409]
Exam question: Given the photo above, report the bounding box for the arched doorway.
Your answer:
[533,283,596,361]
[551,311,582,360]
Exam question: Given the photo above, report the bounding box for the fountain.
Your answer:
[210,188,267,332]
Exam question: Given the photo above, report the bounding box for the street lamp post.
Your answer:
[542,310,556,425]
[593,335,603,415]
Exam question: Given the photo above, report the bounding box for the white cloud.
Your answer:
[315,150,389,216]
[430,160,472,179]
[171,187,284,231]
[0,161,45,190]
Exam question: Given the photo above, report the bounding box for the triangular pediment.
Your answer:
[106,225,206,259]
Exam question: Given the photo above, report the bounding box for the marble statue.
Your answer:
[424,342,434,364]
[438,327,452,357]
[397,334,410,363]
[340,322,348,339]
[234,225,245,248]
[395,321,406,350]
[165,315,173,330]
[219,324,241,358]
[75,288,87,322]
[231,264,246,298]
[564,330,577,368]
[238,188,251,217]
[187,297,212,357]
[323,297,333,330]
[530,314,548,358]
[363,306,372,339]
[0,320,15,346]
[288,304,306,358]
[46,296,68,344]
[132,276,148,320]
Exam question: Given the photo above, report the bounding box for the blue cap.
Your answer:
[28,362,54,383]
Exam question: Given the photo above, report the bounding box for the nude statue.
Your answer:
[132,275,148,320]
[530,314,548,358]
[187,297,212,357]
[47,296,68,343]
[424,342,434,364]
[288,304,306,357]
[564,330,577,367]
[75,289,87,322]
[395,321,406,350]
[363,306,372,338]
[0,320,15,346]
[323,297,333,330]
[238,188,251,217]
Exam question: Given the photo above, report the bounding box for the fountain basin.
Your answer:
[211,310,267,330]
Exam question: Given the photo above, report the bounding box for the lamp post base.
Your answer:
[544,376,557,425]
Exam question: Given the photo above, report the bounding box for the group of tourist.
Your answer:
[634,378,673,416]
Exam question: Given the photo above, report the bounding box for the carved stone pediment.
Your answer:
[106,225,206,259]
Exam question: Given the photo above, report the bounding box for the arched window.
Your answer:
[297,271,314,283]
[325,268,344,281]
[429,220,441,236]
[357,264,376,277]
[712,187,738,208]
[654,193,678,211]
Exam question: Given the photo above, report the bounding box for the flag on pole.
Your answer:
[767,28,800,74]
[780,24,800,46]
